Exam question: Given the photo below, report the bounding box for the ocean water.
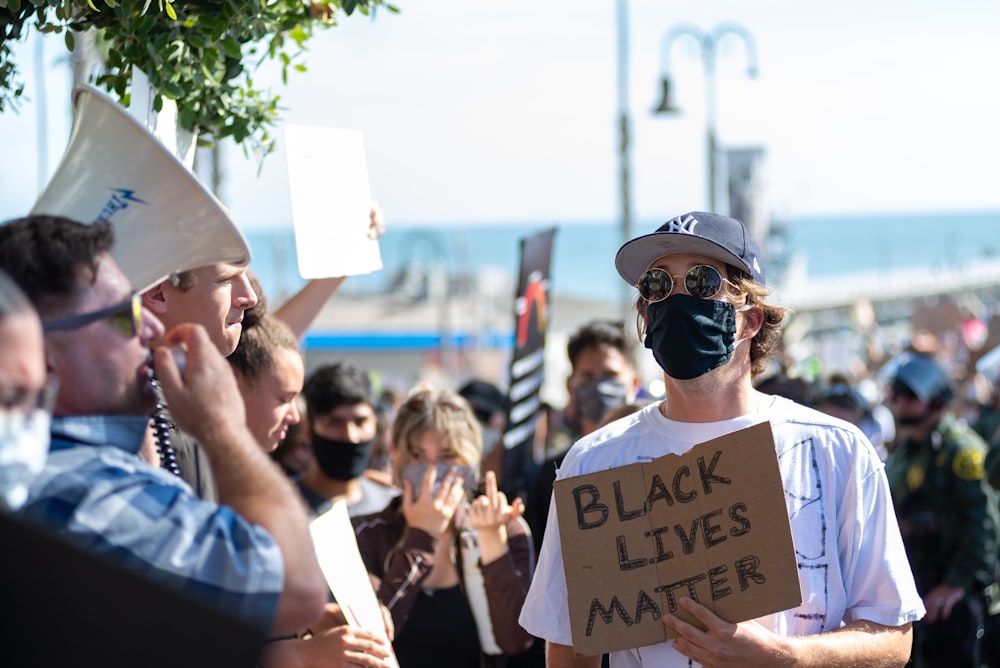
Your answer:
[246,210,1000,306]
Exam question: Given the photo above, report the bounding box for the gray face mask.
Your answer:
[0,409,51,512]
[574,377,629,426]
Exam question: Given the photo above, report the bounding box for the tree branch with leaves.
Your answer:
[0,0,397,156]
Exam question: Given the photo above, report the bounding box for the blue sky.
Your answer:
[2,0,998,231]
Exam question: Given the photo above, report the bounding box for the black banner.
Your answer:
[501,227,556,501]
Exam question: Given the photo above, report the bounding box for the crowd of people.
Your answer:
[1,101,999,668]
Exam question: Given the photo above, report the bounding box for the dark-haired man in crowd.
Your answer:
[296,361,399,518]
[0,215,327,635]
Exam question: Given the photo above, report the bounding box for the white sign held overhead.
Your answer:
[284,124,383,278]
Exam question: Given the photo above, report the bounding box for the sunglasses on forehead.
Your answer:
[636,265,727,303]
[43,293,142,339]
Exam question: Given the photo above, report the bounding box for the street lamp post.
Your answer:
[616,0,633,322]
[653,22,758,214]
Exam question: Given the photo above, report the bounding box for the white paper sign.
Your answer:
[284,124,383,278]
[309,500,399,668]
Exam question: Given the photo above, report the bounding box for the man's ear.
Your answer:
[741,305,765,340]
[141,281,169,315]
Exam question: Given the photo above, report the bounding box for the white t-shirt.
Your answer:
[349,475,400,517]
[519,398,924,667]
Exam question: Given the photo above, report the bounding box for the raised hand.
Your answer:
[402,464,467,538]
[152,323,246,441]
[466,471,525,565]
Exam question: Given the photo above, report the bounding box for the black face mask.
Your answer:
[311,434,376,481]
[644,294,741,380]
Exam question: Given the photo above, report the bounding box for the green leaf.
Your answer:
[288,25,307,44]
[224,57,242,80]
[179,105,194,130]
[161,80,184,98]
[0,0,397,155]
[222,38,241,59]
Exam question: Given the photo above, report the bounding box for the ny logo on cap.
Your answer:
[664,214,698,234]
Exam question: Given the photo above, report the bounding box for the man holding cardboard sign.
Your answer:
[520,212,924,666]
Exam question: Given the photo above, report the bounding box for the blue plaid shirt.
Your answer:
[18,415,283,630]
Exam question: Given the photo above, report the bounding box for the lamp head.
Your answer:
[652,76,680,114]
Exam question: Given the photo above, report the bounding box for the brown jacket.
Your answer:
[352,496,535,666]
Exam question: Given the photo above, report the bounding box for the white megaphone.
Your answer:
[30,84,251,293]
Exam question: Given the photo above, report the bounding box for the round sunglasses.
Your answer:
[636,265,726,302]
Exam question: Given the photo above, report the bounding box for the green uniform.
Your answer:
[885,414,999,595]
[975,407,1000,491]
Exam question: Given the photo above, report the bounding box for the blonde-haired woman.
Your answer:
[352,384,534,667]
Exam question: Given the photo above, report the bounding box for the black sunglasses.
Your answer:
[636,265,727,302]
[43,293,142,338]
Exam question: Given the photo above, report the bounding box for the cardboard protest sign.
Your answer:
[553,422,800,656]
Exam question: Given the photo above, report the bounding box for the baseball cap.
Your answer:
[614,212,765,287]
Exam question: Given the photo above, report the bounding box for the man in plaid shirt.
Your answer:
[0,214,327,636]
